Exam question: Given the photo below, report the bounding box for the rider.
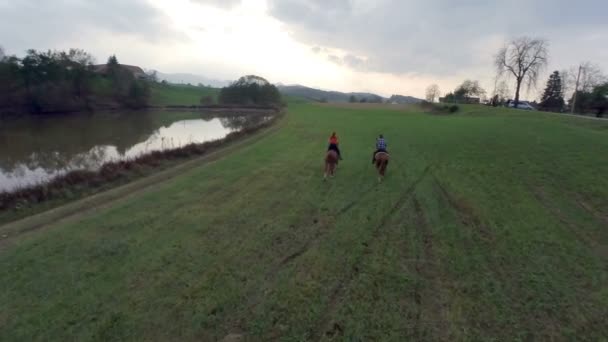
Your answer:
[372,134,387,163]
[328,132,342,160]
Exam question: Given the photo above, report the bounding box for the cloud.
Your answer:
[343,54,367,70]
[189,0,242,9]
[326,53,368,70]
[267,0,608,77]
[0,0,185,54]
[327,55,343,65]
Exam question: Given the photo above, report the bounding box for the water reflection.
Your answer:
[0,111,267,191]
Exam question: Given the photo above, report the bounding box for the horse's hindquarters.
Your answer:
[325,151,338,177]
[375,153,389,176]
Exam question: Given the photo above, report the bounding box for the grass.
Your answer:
[149,83,219,106]
[1,103,607,340]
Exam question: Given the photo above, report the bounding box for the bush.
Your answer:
[420,102,459,114]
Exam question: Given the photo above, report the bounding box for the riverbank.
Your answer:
[0,111,283,225]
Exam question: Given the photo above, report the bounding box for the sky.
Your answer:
[0,0,607,99]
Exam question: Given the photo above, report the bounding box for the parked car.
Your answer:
[508,101,536,110]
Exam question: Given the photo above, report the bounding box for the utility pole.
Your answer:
[571,64,582,114]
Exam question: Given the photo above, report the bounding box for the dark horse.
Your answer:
[324,150,338,180]
[374,151,389,181]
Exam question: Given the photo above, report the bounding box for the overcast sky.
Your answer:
[1,0,606,98]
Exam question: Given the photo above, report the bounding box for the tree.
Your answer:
[566,62,606,113]
[146,70,158,83]
[218,75,281,106]
[65,48,95,66]
[570,83,608,117]
[590,83,608,117]
[576,62,606,93]
[0,46,5,61]
[349,95,357,103]
[107,55,119,66]
[495,37,549,107]
[539,71,565,112]
[425,84,441,103]
[454,80,485,100]
[494,80,510,104]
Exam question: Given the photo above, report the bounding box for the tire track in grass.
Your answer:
[530,185,607,259]
[410,196,450,340]
[220,159,376,337]
[575,197,608,225]
[433,176,495,244]
[222,158,426,339]
[312,165,432,341]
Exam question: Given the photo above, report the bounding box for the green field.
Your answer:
[88,78,219,107]
[149,83,219,106]
[1,103,607,341]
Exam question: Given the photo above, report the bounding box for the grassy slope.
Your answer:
[1,104,607,341]
[149,83,219,106]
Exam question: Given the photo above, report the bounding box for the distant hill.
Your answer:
[388,94,423,104]
[277,84,422,104]
[155,72,230,88]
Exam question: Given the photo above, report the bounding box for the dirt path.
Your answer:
[0,119,285,250]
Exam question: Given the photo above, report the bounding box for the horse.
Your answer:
[324,150,338,180]
[374,151,389,181]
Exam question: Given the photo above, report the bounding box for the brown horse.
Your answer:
[374,151,389,181]
[324,150,338,180]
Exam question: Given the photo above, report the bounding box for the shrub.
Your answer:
[449,105,459,113]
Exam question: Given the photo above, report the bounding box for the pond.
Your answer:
[0,111,269,192]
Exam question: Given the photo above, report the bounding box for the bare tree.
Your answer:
[495,37,549,107]
[560,68,576,99]
[425,84,441,103]
[568,62,606,113]
[146,70,159,83]
[495,80,510,102]
[576,62,605,93]
[65,48,95,66]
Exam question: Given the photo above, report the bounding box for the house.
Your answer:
[92,64,148,80]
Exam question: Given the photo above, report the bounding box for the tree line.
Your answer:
[218,75,282,106]
[0,48,153,115]
[425,37,608,117]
